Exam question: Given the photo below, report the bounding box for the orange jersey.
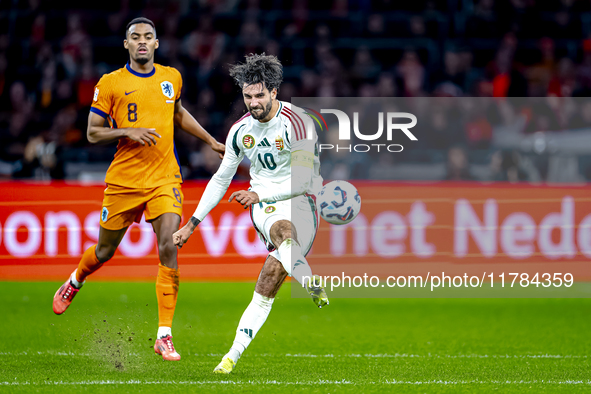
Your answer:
[90,63,183,189]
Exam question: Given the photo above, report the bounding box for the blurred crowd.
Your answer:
[2,0,591,182]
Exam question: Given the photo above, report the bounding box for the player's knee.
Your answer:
[95,244,116,263]
[279,231,292,244]
[158,238,177,263]
[272,221,293,244]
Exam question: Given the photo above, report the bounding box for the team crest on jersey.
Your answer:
[275,136,284,151]
[243,134,255,149]
[160,81,174,99]
[265,206,276,214]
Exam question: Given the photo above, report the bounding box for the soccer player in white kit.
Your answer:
[172,54,328,374]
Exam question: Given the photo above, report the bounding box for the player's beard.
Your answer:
[250,99,272,120]
[135,55,150,65]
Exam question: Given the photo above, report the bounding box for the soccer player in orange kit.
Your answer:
[52,17,225,361]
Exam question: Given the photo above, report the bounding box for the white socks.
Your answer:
[223,239,313,364]
[157,326,172,338]
[277,238,313,288]
[226,292,274,363]
[69,270,84,289]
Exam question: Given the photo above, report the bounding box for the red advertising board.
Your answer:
[309,182,591,281]
[1,181,590,281]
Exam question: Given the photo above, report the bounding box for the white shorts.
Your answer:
[249,194,319,260]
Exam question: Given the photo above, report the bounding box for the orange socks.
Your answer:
[76,248,179,328]
[156,264,180,328]
[75,245,103,283]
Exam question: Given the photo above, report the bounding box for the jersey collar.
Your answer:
[126,63,155,78]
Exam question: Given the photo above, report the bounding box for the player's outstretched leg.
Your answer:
[53,227,125,315]
[214,256,286,374]
[152,213,181,361]
[271,220,329,308]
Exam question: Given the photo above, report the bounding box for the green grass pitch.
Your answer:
[1,281,591,393]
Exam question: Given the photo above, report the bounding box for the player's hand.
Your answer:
[211,140,225,159]
[172,223,194,249]
[229,190,260,209]
[125,128,161,146]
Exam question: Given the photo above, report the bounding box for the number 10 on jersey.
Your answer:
[258,153,277,170]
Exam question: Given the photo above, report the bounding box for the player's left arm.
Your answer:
[174,99,225,159]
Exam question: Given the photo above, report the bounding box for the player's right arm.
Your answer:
[86,112,161,146]
[173,124,245,248]
[88,74,161,146]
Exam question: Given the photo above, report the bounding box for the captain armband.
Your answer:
[291,150,314,169]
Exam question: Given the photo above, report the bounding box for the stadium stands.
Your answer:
[2,0,591,182]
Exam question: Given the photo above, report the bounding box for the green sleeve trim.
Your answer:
[232,124,245,157]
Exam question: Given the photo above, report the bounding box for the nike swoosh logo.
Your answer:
[125,90,137,95]
[173,204,181,208]
[163,293,175,296]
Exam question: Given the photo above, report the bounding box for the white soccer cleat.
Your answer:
[307,275,329,308]
[213,357,236,374]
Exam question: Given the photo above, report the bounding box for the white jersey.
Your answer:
[193,101,323,221]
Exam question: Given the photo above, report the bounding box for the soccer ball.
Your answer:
[317,180,361,225]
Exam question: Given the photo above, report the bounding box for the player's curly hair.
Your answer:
[229,53,283,92]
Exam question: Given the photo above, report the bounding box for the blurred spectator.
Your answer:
[430,49,466,93]
[396,50,426,96]
[183,15,225,77]
[60,13,89,79]
[239,20,264,54]
[157,15,180,63]
[350,47,380,86]
[376,72,396,97]
[13,134,65,180]
[364,14,386,38]
[445,146,474,181]
[486,35,528,97]
[526,38,557,97]
[300,70,319,97]
[488,150,540,183]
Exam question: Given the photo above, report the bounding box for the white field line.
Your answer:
[0,351,587,359]
[1,380,591,386]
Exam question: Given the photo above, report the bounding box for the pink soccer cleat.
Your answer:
[53,279,80,315]
[154,335,181,361]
